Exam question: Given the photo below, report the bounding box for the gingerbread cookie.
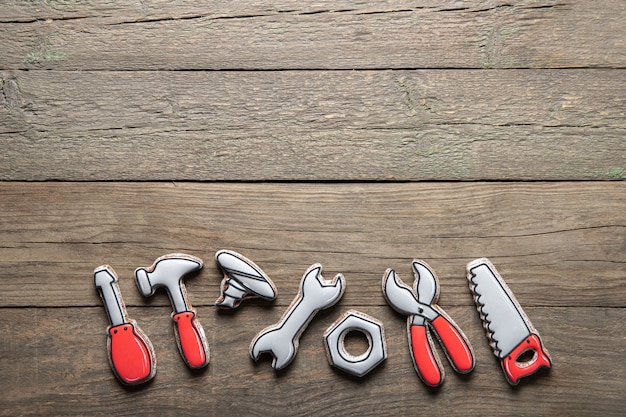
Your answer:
[467,258,551,385]
[250,264,345,370]
[382,260,475,387]
[135,253,209,369]
[323,310,387,377]
[94,265,156,385]
[214,250,277,308]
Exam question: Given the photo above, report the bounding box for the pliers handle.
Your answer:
[410,312,474,387]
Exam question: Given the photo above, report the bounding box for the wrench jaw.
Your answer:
[250,327,297,371]
[301,264,346,306]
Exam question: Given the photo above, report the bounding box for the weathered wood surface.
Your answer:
[0,182,625,415]
[1,306,624,416]
[2,69,625,181]
[1,0,625,70]
[1,182,625,308]
[1,0,625,416]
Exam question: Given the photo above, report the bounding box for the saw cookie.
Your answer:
[214,250,277,308]
[467,258,552,385]
[135,253,209,369]
[94,265,156,385]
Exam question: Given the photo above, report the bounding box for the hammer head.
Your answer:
[135,253,203,313]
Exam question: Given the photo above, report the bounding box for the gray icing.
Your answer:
[250,264,345,370]
[413,261,438,306]
[467,259,530,358]
[135,254,203,313]
[94,266,126,327]
[323,310,387,377]
[215,250,277,308]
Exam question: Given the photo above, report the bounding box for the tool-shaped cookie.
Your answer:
[467,258,551,385]
[383,260,474,387]
[323,310,387,377]
[94,265,156,385]
[214,249,277,308]
[135,254,209,369]
[250,264,345,370]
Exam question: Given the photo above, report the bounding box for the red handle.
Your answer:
[410,325,443,387]
[501,333,551,385]
[108,323,155,385]
[173,311,209,369]
[431,315,475,374]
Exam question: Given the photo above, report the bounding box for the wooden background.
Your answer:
[1,1,624,415]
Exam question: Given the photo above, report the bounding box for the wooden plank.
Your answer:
[1,69,625,181]
[2,1,622,415]
[0,306,623,416]
[1,182,624,308]
[1,1,624,70]
[3,0,368,22]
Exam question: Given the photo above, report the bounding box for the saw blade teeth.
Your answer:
[469,275,503,357]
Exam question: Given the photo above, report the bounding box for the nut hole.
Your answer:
[342,330,370,358]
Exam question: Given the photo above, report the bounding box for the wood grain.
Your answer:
[1,1,624,70]
[1,1,624,415]
[2,69,625,181]
[1,182,624,308]
[0,306,623,416]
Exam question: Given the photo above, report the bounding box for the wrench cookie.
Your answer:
[250,264,345,370]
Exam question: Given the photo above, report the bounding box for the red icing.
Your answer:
[410,325,442,387]
[431,315,474,373]
[502,333,551,385]
[173,311,208,368]
[109,324,153,384]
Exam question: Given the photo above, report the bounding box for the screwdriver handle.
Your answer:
[108,323,155,385]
